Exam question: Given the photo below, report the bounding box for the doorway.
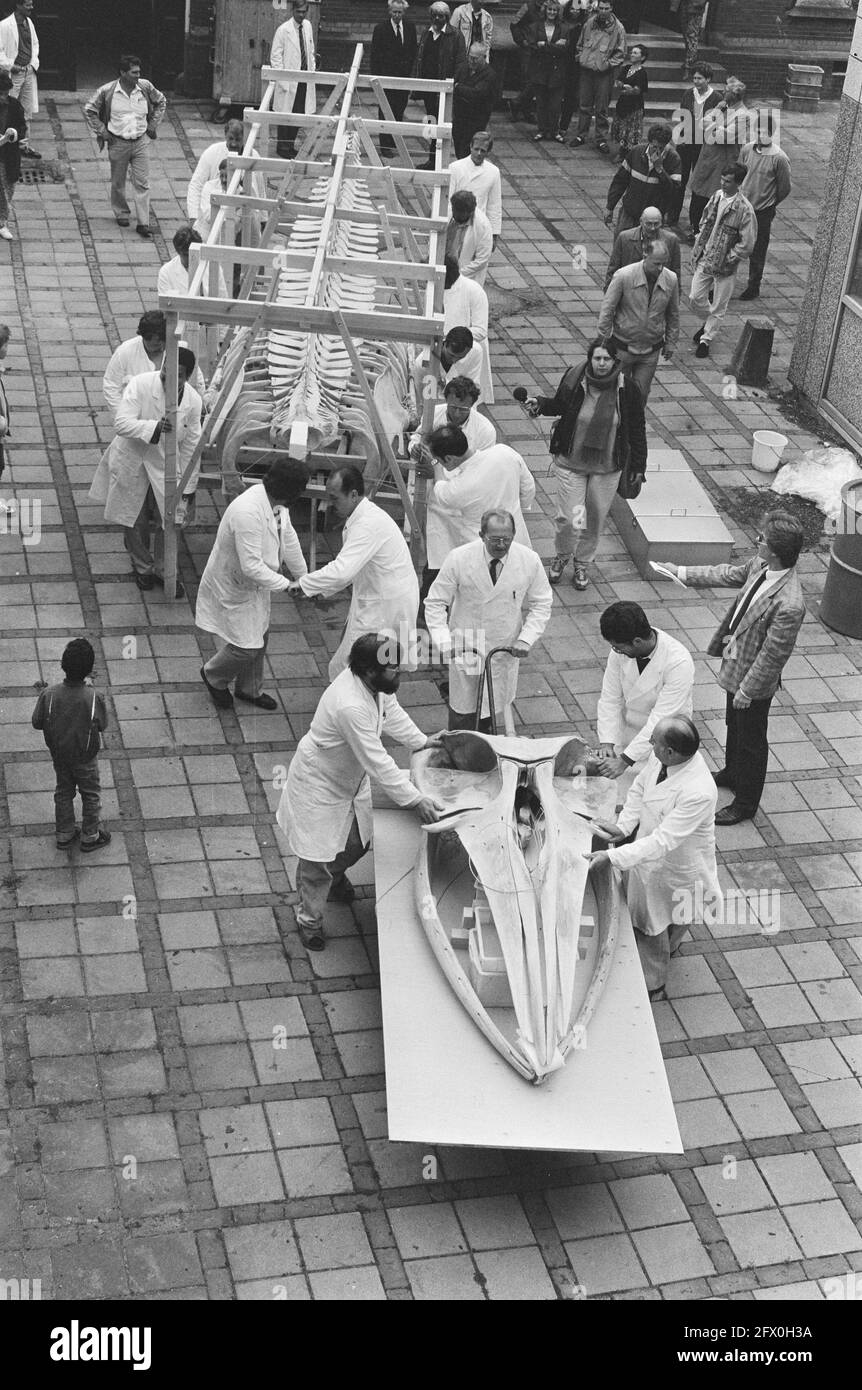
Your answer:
[37,0,185,92]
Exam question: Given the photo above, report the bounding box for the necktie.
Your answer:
[472,15,482,45]
[298,22,307,70]
[656,765,668,784]
[635,655,650,675]
[395,21,403,45]
[489,558,501,585]
[728,569,767,633]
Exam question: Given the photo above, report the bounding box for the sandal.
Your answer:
[298,921,326,952]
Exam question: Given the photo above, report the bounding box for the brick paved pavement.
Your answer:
[0,97,860,1302]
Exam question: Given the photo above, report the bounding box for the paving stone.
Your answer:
[52,1242,129,1299]
[630,1223,715,1284]
[719,1211,803,1268]
[474,1247,557,1300]
[277,1146,354,1198]
[564,1233,648,1296]
[801,1079,862,1129]
[389,1203,469,1260]
[405,1254,485,1300]
[671,994,743,1038]
[125,1234,204,1293]
[757,1153,836,1206]
[294,1212,373,1271]
[456,1195,535,1251]
[801,978,862,1023]
[208,1153,284,1207]
[675,1098,741,1149]
[700,1048,775,1093]
[695,1160,774,1215]
[223,1220,302,1281]
[783,1201,862,1258]
[264,1098,339,1149]
[610,1175,689,1229]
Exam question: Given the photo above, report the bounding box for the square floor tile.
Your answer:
[665,1055,715,1102]
[725,948,792,989]
[757,1152,836,1206]
[200,1104,270,1157]
[294,1213,372,1271]
[675,1098,741,1149]
[610,1175,688,1229]
[264,1098,338,1149]
[672,994,743,1038]
[701,1048,774,1093]
[783,1201,862,1257]
[209,1153,284,1206]
[108,1114,180,1163]
[406,1254,485,1300]
[277,1145,353,1198]
[631,1222,714,1285]
[719,1210,802,1268]
[223,1220,302,1281]
[801,1078,862,1129]
[308,1266,386,1300]
[545,1183,623,1240]
[748,985,818,1028]
[250,1037,321,1085]
[695,1159,774,1215]
[725,1089,801,1140]
[474,1247,557,1300]
[456,1195,534,1251]
[564,1233,648,1296]
[389,1204,468,1260]
[801,979,862,1023]
[779,1039,851,1084]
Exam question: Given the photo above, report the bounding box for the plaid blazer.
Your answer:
[683,559,806,700]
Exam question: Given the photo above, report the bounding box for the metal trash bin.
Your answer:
[820,478,862,638]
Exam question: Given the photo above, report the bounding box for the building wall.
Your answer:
[712,0,856,96]
[789,3,862,426]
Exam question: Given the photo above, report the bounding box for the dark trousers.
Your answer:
[560,65,580,133]
[379,90,410,154]
[724,690,772,813]
[688,191,708,236]
[668,143,699,225]
[277,85,308,155]
[54,757,102,841]
[536,82,563,137]
[748,205,776,290]
[418,564,439,628]
[448,705,492,734]
[296,816,368,930]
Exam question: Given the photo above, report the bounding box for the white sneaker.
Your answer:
[0,226,13,240]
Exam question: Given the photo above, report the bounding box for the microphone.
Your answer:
[513,387,529,403]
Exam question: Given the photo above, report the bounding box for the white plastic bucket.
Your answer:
[752,430,789,473]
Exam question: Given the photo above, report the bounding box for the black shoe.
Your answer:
[570,136,585,147]
[695,341,710,358]
[739,285,761,301]
[200,666,234,708]
[712,769,736,790]
[648,985,668,1002]
[116,216,131,227]
[80,828,112,853]
[133,571,155,590]
[715,801,755,826]
[234,691,278,711]
[692,325,704,343]
[20,145,42,160]
[298,921,326,952]
[327,877,356,904]
[596,141,610,153]
[135,224,152,238]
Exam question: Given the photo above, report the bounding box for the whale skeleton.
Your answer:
[412,731,621,1085]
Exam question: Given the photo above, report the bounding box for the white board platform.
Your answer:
[374,810,684,1154]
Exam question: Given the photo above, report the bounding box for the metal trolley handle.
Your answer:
[472,645,520,736]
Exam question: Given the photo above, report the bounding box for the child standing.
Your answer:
[32,638,111,851]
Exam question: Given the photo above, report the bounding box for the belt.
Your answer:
[610,336,662,356]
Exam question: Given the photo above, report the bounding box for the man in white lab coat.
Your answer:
[92,347,202,597]
[595,601,695,796]
[272,0,317,159]
[101,309,207,426]
[448,132,502,247]
[277,632,445,951]
[197,458,310,710]
[288,464,420,681]
[446,189,494,285]
[413,326,486,407]
[408,374,496,466]
[443,255,494,402]
[422,423,535,576]
[425,509,552,730]
[587,714,721,1000]
[186,119,244,220]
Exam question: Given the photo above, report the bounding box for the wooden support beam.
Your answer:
[159,293,443,341]
[162,321,181,601]
[333,309,424,562]
[260,68,454,96]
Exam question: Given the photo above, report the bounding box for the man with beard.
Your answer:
[277,633,444,951]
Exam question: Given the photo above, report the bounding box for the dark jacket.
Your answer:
[32,681,109,767]
[535,365,648,481]
[370,17,419,78]
[524,19,570,88]
[453,63,500,125]
[674,85,723,153]
[0,95,27,182]
[415,24,467,81]
[510,2,545,46]
[604,225,682,290]
[607,141,683,221]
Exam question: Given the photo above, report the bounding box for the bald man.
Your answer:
[587,715,721,1001]
[603,206,681,290]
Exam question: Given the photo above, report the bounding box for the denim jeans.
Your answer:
[54,757,102,841]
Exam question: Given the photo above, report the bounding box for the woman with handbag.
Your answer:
[525,337,647,590]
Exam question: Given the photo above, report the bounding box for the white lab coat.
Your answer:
[425,539,553,716]
[408,402,496,460]
[608,752,721,936]
[187,140,229,219]
[276,668,426,862]
[596,629,695,768]
[298,496,420,680]
[0,16,39,109]
[448,156,503,235]
[102,336,207,425]
[450,208,494,285]
[444,276,494,403]
[195,482,307,648]
[413,342,488,406]
[271,17,317,114]
[89,372,202,527]
[427,444,535,568]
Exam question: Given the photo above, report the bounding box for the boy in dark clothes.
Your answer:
[32,637,111,851]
